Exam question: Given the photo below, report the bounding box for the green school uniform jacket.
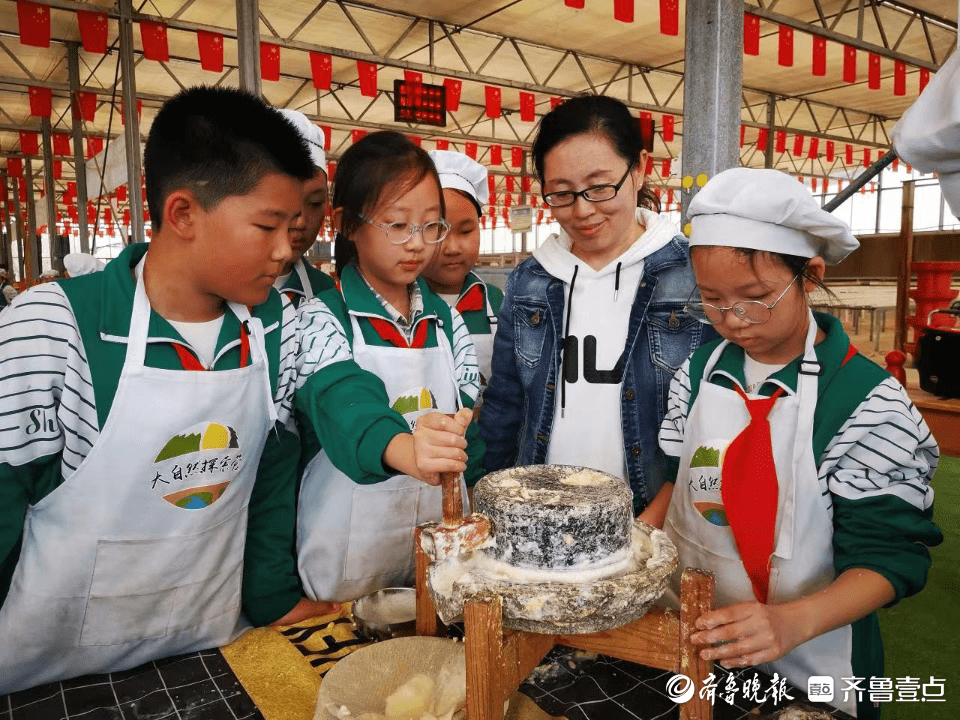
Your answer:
[659,312,943,720]
[278,260,335,309]
[0,243,305,626]
[295,263,486,486]
[454,271,504,336]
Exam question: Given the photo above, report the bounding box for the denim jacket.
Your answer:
[479,235,716,512]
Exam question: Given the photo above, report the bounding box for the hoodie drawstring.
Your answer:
[614,262,622,301]
[561,264,579,419]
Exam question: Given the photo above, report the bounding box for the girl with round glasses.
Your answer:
[294,131,485,602]
[479,94,714,517]
[654,168,942,719]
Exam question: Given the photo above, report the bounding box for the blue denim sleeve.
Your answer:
[478,270,524,471]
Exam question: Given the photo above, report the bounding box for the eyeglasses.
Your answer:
[541,162,636,208]
[685,274,802,325]
[358,214,450,245]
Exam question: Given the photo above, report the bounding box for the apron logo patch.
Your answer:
[150,422,243,509]
[391,387,437,416]
[687,441,731,526]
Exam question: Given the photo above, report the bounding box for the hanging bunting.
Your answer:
[863,148,871,167]
[662,114,674,142]
[739,125,746,148]
[327,162,337,182]
[812,178,818,192]
[16,1,51,48]
[490,191,497,206]
[639,111,653,140]
[845,144,853,165]
[550,96,563,110]
[490,144,502,165]
[19,132,39,155]
[506,176,514,192]
[614,0,634,23]
[826,141,835,163]
[892,157,899,172]
[435,138,449,151]
[645,156,654,175]
[919,68,929,93]
[357,61,378,97]
[744,13,760,56]
[893,60,906,96]
[520,92,536,122]
[198,31,225,73]
[260,42,281,81]
[485,86,502,119]
[792,134,803,156]
[843,46,857,83]
[812,36,827,76]
[465,142,477,160]
[53,160,61,179]
[659,0,678,35]
[807,137,819,159]
[564,0,585,7]
[53,133,70,155]
[775,130,786,153]
[115,185,127,202]
[868,53,881,90]
[86,136,103,159]
[756,127,769,151]
[504,194,512,208]
[443,79,462,111]
[320,125,332,151]
[77,10,108,55]
[778,26,794,67]
[74,91,97,122]
[140,21,170,62]
[28,86,52,117]
[351,129,367,144]
[662,159,672,176]
[522,176,531,193]
[407,135,421,147]
[119,99,143,125]
[404,70,423,85]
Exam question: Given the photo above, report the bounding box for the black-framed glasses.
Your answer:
[685,274,802,325]
[358,214,451,245]
[541,162,636,208]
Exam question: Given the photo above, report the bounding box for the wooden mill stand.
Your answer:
[414,526,716,720]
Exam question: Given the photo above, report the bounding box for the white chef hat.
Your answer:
[428,149,489,214]
[0,267,8,277]
[278,109,327,171]
[64,252,104,277]
[891,50,960,218]
[688,167,859,265]
[40,268,59,279]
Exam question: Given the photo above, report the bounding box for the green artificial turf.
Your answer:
[877,454,960,719]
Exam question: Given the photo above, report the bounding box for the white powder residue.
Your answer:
[559,469,612,486]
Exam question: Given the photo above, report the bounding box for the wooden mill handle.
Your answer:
[441,471,463,525]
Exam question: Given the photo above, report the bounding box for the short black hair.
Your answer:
[532,94,660,212]
[144,86,314,229]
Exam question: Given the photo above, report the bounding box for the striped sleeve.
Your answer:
[450,308,480,404]
[820,376,938,511]
[0,285,99,478]
[658,358,693,461]
[295,297,354,388]
[273,294,299,427]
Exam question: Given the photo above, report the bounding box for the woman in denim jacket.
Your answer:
[479,95,715,517]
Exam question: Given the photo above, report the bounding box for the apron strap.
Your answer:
[293,259,315,302]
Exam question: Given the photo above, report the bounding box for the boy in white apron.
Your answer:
[422,150,503,389]
[653,168,942,719]
[0,87,334,693]
[294,132,484,603]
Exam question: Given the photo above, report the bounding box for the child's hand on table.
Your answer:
[270,597,341,627]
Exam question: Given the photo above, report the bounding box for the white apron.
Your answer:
[468,287,498,384]
[297,311,465,603]
[664,313,856,716]
[0,266,275,694]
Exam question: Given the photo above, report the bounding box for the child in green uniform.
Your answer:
[295,131,484,603]
[0,86,333,693]
[654,167,943,718]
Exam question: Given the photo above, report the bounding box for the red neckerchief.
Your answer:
[173,319,251,371]
[455,283,485,313]
[366,316,429,349]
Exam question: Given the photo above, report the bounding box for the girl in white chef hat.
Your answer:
[653,167,942,719]
[422,150,503,390]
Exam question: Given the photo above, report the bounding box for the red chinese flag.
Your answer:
[408,135,421,147]
[490,144,502,165]
[778,26,794,67]
[891,157,899,172]
[511,146,523,168]
[465,142,477,160]
[893,60,906,96]
[775,130,786,153]
[522,176,531,193]
[659,0,678,35]
[811,177,818,192]
[77,10,108,55]
[485,86,502,119]
[505,176,514,192]
[19,132,38,155]
[564,0,585,8]
[919,68,929,93]
[550,96,563,110]
[812,36,827,76]
[662,114,675,142]
[662,159,672,176]
[123,209,130,225]
[868,53,881,90]
[357,61,378,97]
[19,184,27,202]
[53,133,70,155]
[863,148,871,167]
[327,162,336,181]
[807,137,819,159]
[906,164,912,174]
[260,42,281,81]
[845,144,853,164]
[520,92,536,122]
[640,111,653,140]
[843,46,857,83]
[115,185,127,202]
[198,31,224,73]
[489,192,497,206]
[103,208,112,224]
[739,125,745,148]
[404,70,423,85]
[87,136,103,159]
[17,2,50,48]
[443,79,462,111]
[119,99,142,126]
[645,156,654,175]
[351,129,367,144]
[504,194,512,208]
[826,141,835,162]
[792,134,803,156]
[757,127,769,151]
[140,21,170,62]
[744,14,760,56]
[435,139,449,151]
[28,86,51,117]
[319,126,332,151]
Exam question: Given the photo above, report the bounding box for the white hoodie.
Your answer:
[533,207,678,480]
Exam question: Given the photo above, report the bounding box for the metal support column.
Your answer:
[11,177,25,281]
[680,0,743,222]
[0,173,10,274]
[894,181,915,353]
[24,160,39,281]
[764,95,776,169]
[237,0,261,95]
[67,44,90,252]
[41,117,59,270]
[119,0,145,244]
[519,150,528,254]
